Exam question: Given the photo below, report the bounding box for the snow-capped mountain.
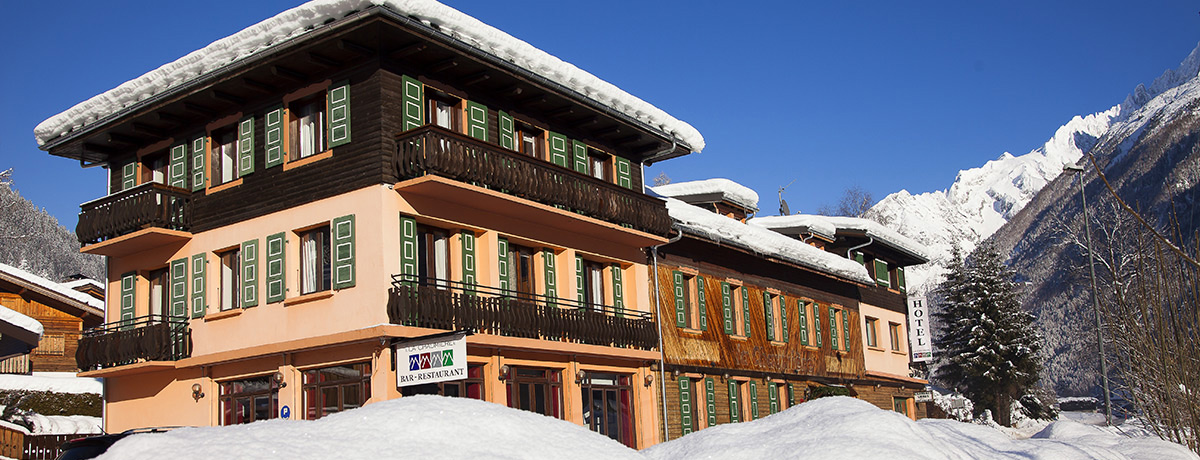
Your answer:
[866,108,1118,294]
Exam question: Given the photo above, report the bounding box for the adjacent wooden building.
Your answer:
[0,263,103,373]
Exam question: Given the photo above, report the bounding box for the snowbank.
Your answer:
[663,198,874,285]
[0,374,102,395]
[97,395,641,460]
[646,397,1198,460]
[34,0,703,153]
[652,179,760,212]
[22,414,101,436]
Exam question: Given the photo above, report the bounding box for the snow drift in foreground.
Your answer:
[0,373,102,395]
[95,395,1195,460]
[646,397,1197,460]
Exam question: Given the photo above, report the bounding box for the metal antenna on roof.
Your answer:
[778,180,796,216]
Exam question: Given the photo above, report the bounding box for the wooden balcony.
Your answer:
[387,276,658,351]
[393,126,672,237]
[77,182,191,246]
[76,315,192,371]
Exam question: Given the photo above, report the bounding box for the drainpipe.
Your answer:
[846,236,874,260]
[650,226,683,441]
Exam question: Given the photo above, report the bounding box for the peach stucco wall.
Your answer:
[859,303,912,377]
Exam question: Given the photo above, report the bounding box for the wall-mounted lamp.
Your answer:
[722,372,731,382]
[672,369,680,380]
[875,384,881,390]
[498,364,511,381]
[644,373,654,387]
[191,383,205,401]
[576,370,587,384]
[764,375,772,384]
[273,372,288,389]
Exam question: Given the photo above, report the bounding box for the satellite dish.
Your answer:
[780,198,791,216]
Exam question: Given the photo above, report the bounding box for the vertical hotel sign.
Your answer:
[395,332,468,388]
[907,296,933,362]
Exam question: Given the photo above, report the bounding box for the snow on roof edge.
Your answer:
[0,304,44,339]
[0,262,105,313]
[651,179,760,212]
[748,215,837,241]
[821,216,930,262]
[35,0,704,153]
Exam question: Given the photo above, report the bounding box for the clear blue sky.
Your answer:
[2,0,1196,230]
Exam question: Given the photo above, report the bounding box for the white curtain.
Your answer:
[300,113,317,159]
[303,236,318,294]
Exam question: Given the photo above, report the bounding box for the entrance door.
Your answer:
[581,372,635,447]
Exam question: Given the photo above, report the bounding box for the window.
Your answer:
[290,95,326,160]
[765,293,782,341]
[865,317,879,348]
[221,376,278,425]
[727,380,755,423]
[211,127,238,186]
[141,151,167,185]
[440,364,484,399]
[218,248,241,311]
[773,382,788,413]
[889,322,903,351]
[299,226,331,295]
[587,148,609,181]
[506,367,563,419]
[34,334,65,356]
[148,268,169,319]
[733,285,746,336]
[507,243,535,299]
[893,396,911,417]
[303,362,371,420]
[582,260,606,310]
[581,372,636,447]
[517,124,543,159]
[428,95,459,131]
[418,225,451,287]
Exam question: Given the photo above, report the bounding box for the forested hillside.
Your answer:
[0,169,104,281]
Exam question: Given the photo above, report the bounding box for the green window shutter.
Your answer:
[465,101,487,141]
[842,309,851,352]
[787,383,797,407]
[264,106,285,168]
[769,382,779,414]
[780,295,789,343]
[571,140,588,174]
[704,377,717,426]
[898,267,907,293]
[813,303,823,347]
[672,271,685,328]
[498,111,515,150]
[575,255,586,304]
[548,132,569,168]
[460,231,476,293]
[543,249,557,298]
[854,251,865,265]
[750,380,759,420]
[797,300,809,346]
[728,381,740,423]
[610,264,624,310]
[119,272,136,329]
[678,377,693,435]
[874,259,890,287]
[764,293,775,341]
[401,76,424,131]
[169,258,188,317]
[829,306,839,350]
[400,215,418,280]
[615,156,632,189]
[328,81,352,147]
[333,215,356,290]
[237,116,255,177]
[266,232,286,303]
[190,253,207,318]
[190,135,206,191]
[169,144,189,189]
[721,282,733,334]
[121,160,136,191]
[498,237,510,291]
[241,239,259,307]
[696,276,707,331]
[742,287,751,338]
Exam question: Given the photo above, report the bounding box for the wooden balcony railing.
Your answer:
[387,275,658,350]
[393,126,673,237]
[76,182,191,245]
[76,315,191,371]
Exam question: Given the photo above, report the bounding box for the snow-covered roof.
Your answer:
[0,262,105,315]
[653,179,759,212]
[0,305,43,339]
[34,0,704,154]
[821,216,930,262]
[664,198,873,285]
[0,373,103,395]
[60,278,103,293]
[749,215,837,241]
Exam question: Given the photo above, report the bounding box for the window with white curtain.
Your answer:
[290,96,326,161]
[300,226,331,295]
[219,248,241,311]
[212,128,238,185]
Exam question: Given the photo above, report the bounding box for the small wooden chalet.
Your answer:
[0,263,103,373]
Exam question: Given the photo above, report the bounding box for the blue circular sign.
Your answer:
[281,405,291,419]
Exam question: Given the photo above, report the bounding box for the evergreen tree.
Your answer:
[933,241,1042,426]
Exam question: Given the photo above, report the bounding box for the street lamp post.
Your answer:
[1063,162,1113,426]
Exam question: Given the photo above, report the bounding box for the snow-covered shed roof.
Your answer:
[749,215,929,263]
[748,215,837,241]
[0,304,43,361]
[652,179,760,213]
[34,0,704,155]
[663,198,873,285]
[0,263,105,317]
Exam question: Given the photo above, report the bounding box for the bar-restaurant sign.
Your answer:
[395,331,468,388]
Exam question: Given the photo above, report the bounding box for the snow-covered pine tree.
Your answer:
[933,241,1042,427]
